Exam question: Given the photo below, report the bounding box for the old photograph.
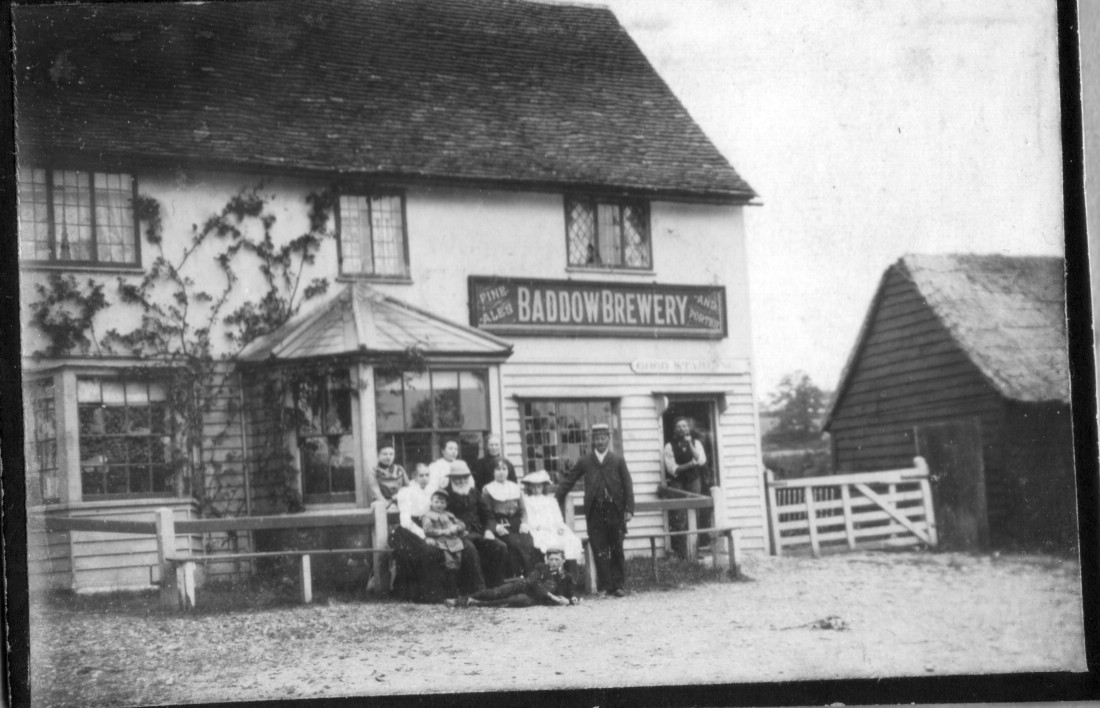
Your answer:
[7,0,1090,705]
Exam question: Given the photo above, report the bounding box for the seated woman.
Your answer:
[521,470,584,569]
[391,463,449,603]
[481,460,536,578]
[444,546,580,608]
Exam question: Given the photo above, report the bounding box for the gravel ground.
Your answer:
[28,551,1086,707]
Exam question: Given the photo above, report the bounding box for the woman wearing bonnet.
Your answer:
[521,470,584,570]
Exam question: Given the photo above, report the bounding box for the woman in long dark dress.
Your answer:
[391,463,449,602]
[481,461,536,577]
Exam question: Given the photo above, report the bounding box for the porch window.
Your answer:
[520,399,619,485]
[565,196,650,270]
[375,369,490,470]
[337,192,408,278]
[294,372,357,504]
[18,166,139,265]
[24,379,60,506]
[77,378,175,499]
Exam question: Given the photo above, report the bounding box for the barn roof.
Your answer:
[825,253,1069,428]
[238,282,514,363]
[14,0,754,202]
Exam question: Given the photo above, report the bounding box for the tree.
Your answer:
[763,371,828,447]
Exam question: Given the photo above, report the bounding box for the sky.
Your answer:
[598,0,1065,399]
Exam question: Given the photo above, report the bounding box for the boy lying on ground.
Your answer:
[444,547,580,608]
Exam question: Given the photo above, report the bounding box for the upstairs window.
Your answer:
[337,192,409,278]
[18,166,139,265]
[566,196,651,270]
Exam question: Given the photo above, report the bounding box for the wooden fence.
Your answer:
[765,457,937,557]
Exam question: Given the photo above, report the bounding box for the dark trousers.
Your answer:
[498,531,535,577]
[669,473,711,556]
[587,501,626,592]
[466,579,537,607]
[468,536,509,588]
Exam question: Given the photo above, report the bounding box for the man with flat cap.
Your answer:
[555,423,634,597]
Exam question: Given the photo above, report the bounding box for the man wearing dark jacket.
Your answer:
[555,423,634,597]
[443,461,509,588]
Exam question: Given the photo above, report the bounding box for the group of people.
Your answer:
[374,434,592,607]
[373,419,707,607]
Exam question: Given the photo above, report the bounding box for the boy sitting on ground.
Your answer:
[444,547,580,608]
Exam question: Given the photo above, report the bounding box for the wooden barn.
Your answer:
[823,254,1076,553]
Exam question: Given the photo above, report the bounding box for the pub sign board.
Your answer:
[468,276,727,339]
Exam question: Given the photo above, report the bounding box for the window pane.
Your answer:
[53,170,93,261]
[622,205,650,268]
[431,371,461,429]
[101,381,126,405]
[103,407,128,435]
[77,378,102,403]
[375,370,405,433]
[459,371,489,430]
[105,467,129,495]
[18,166,50,261]
[596,203,622,266]
[404,371,432,429]
[339,195,370,275]
[300,437,331,495]
[566,199,595,266]
[458,431,485,467]
[370,195,405,276]
[130,465,152,494]
[394,432,433,472]
[329,434,356,493]
[521,400,617,486]
[295,377,324,435]
[326,374,352,435]
[95,172,135,263]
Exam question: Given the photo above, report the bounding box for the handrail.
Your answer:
[28,515,157,535]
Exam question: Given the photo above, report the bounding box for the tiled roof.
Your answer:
[238,282,514,362]
[825,253,1069,427]
[14,0,754,201]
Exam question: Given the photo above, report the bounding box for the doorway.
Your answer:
[661,400,718,485]
[914,418,990,551]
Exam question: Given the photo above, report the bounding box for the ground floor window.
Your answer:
[293,371,357,504]
[374,369,491,470]
[77,377,175,499]
[520,400,619,484]
[24,379,60,506]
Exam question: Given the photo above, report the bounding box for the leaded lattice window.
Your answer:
[24,379,60,505]
[566,197,650,270]
[18,166,138,265]
[520,400,619,486]
[77,378,176,499]
[338,192,408,277]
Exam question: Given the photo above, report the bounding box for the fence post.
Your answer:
[765,470,782,556]
[915,457,938,547]
[805,484,820,557]
[179,562,196,611]
[299,554,313,604]
[686,507,698,559]
[155,507,178,610]
[564,495,576,529]
[840,483,856,549]
[371,500,390,594]
[710,486,728,570]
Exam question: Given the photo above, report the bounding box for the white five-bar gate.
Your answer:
[765,457,938,556]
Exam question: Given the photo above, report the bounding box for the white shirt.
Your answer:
[595,448,608,464]
[395,483,434,539]
[427,458,454,491]
[663,438,707,475]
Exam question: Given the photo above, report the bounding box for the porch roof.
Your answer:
[237,283,513,363]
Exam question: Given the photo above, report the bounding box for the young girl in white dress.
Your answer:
[520,470,584,563]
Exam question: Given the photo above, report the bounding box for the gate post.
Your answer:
[155,507,178,609]
[765,469,782,556]
[915,457,938,547]
[710,486,728,570]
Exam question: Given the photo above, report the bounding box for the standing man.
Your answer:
[663,417,708,556]
[472,435,516,491]
[442,461,509,589]
[555,424,634,597]
[428,439,461,491]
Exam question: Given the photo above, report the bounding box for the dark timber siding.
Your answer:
[829,269,1011,534]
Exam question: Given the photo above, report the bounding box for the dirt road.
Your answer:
[28,551,1086,706]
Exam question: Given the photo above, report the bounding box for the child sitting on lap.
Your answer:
[422,489,465,572]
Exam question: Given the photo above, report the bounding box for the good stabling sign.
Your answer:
[468,277,726,339]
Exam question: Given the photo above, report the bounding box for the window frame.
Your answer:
[23,378,61,506]
[18,166,142,268]
[334,188,411,279]
[564,195,652,271]
[291,370,360,506]
[75,376,181,501]
[374,368,492,472]
[518,398,621,486]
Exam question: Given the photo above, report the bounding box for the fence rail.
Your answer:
[765,457,937,557]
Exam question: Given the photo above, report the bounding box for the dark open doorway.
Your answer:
[661,400,718,486]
